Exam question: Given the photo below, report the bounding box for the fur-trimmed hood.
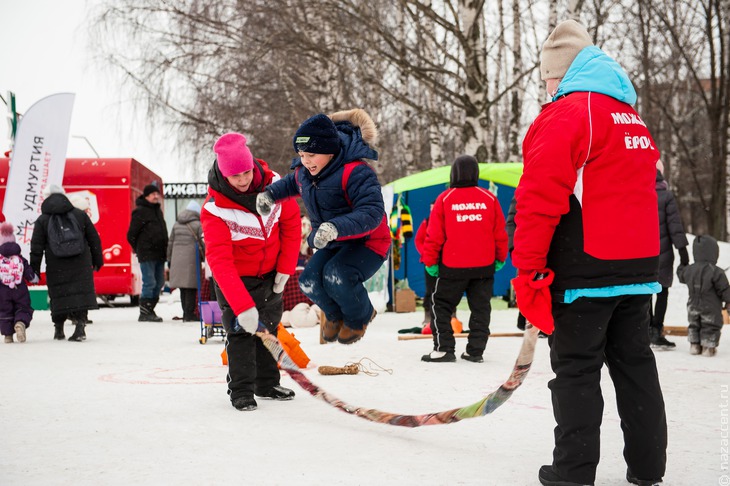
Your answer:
[290,108,379,176]
[330,108,378,146]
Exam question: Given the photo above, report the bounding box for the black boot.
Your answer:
[54,323,65,340]
[139,298,163,322]
[180,288,198,321]
[68,321,86,342]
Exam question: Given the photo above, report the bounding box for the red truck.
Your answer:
[0,157,163,303]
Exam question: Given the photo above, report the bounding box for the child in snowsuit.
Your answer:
[202,132,301,411]
[256,109,389,345]
[677,235,730,356]
[0,222,38,343]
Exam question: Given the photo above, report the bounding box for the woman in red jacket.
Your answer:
[201,132,301,412]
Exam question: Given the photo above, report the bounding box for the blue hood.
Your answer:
[290,121,378,178]
[554,46,637,105]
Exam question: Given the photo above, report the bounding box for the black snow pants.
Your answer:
[548,294,667,484]
[430,275,492,356]
[215,273,282,401]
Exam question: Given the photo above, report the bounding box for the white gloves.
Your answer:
[273,272,289,293]
[236,306,260,334]
[256,191,275,216]
[313,222,338,249]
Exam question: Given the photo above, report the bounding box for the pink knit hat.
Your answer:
[214,132,254,177]
[0,222,15,245]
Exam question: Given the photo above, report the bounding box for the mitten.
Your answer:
[273,272,289,293]
[425,264,439,277]
[255,191,275,217]
[235,306,260,334]
[313,222,338,249]
[495,260,505,272]
[511,268,555,335]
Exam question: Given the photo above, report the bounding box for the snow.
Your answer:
[1,238,728,485]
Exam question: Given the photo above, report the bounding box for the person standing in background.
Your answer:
[31,185,103,342]
[651,162,689,349]
[167,200,204,322]
[127,184,168,322]
[420,155,508,363]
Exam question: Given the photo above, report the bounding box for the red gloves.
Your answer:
[512,268,555,335]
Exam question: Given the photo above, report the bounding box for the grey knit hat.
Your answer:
[540,20,593,80]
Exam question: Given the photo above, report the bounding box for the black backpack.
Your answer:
[47,212,85,257]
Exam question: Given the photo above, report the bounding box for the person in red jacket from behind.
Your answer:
[201,132,301,412]
[420,155,508,363]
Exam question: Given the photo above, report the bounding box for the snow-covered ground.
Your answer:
[1,238,728,485]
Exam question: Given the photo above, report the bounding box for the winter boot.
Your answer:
[461,352,484,363]
[4,335,12,343]
[421,351,456,363]
[626,468,662,485]
[232,396,257,411]
[538,465,590,486]
[649,327,675,349]
[702,346,717,357]
[139,298,163,322]
[54,323,65,340]
[255,385,295,401]
[320,315,343,343]
[68,321,86,342]
[337,309,376,345]
[13,322,26,343]
[690,343,702,355]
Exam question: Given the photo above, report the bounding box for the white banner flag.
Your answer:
[3,93,75,258]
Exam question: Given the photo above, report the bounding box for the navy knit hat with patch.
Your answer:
[292,114,341,155]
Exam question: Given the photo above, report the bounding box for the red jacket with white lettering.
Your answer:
[201,159,300,315]
[513,91,660,290]
[422,160,508,279]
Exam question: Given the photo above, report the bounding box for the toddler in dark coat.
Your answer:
[677,235,730,356]
[0,222,38,343]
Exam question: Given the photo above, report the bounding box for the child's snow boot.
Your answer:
[460,352,484,363]
[421,351,456,362]
[337,309,376,345]
[13,322,26,343]
[4,335,12,343]
[232,395,257,411]
[321,316,343,343]
[690,343,702,355]
[68,322,86,342]
[702,346,716,357]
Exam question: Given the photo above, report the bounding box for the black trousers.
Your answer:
[215,273,282,401]
[548,294,667,484]
[179,288,198,320]
[430,275,492,355]
[649,286,669,330]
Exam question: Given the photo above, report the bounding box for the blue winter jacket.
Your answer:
[266,119,389,255]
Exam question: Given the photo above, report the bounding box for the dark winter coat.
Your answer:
[677,235,730,325]
[167,209,203,289]
[656,171,688,287]
[505,196,517,253]
[127,197,168,262]
[30,193,103,314]
[265,109,390,258]
[0,241,36,332]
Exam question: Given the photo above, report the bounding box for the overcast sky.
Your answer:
[0,0,186,182]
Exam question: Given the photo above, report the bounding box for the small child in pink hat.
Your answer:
[0,222,38,343]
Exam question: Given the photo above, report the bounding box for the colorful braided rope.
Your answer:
[257,325,539,427]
